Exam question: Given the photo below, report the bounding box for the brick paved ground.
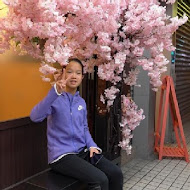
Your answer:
[121,123,190,190]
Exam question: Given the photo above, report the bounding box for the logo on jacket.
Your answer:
[78,105,83,111]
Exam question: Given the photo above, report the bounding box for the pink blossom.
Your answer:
[160,0,176,4]
[124,68,140,86]
[101,86,120,108]
[119,95,145,154]
[39,63,57,75]
[41,75,51,82]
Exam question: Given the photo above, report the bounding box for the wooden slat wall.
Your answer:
[175,0,190,122]
[0,118,48,190]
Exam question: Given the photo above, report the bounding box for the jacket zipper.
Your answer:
[70,99,77,152]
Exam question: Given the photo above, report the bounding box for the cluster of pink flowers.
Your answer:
[0,0,120,63]
[1,0,187,87]
[39,62,57,82]
[123,68,140,86]
[119,95,145,154]
[0,0,187,154]
[160,0,176,4]
[100,86,120,108]
[109,0,187,91]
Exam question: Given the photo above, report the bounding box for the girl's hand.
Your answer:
[90,147,100,158]
[54,69,71,94]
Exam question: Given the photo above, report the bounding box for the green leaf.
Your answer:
[16,41,20,47]
[32,37,40,43]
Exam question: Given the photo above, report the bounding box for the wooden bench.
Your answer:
[9,155,120,190]
[9,169,88,190]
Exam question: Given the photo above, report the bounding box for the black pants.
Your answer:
[50,150,123,190]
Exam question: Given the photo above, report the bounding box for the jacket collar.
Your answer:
[62,91,80,104]
[62,91,79,97]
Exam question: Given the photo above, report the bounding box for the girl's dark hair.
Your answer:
[68,58,84,75]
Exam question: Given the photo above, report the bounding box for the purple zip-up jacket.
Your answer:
[30,87,99,163]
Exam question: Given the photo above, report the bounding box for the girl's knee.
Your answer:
[101,174,109,185]
[109,166,123,190]
[99,174,109,190]
[98,173,109,190]
[89,172,109,190]
[111,166,123,181]
[117,167,123,178]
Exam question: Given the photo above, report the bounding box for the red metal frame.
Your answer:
[154,76,189,162]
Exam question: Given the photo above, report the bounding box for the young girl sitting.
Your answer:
[30,58,123,190]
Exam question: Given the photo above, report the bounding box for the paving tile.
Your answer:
[183,182,190,188]
[181,188,190,190]
[168,187,180,190]
[166,175,178,180]
[181,185,190,190]
[152,168,163,172]
[138,171,149,176]
[179,174,190,178]
[130,185,144,190]
[174,179,187,184]
[121,169,126,174]
[157,188,169,190]
[161,181,173,186]
[157,172,168,177]
[155,175,167,180]
[124,175,131,180]
[149,170,160,175]
[167,173,179,177]
[125,180,137,185]
[145,185,157,189]
[181,171,190,175]
[157,184,171,189]
[134,182,147,187]
[124,175,133,180]
[123,182,134,188]
[139,179,151,185]
[176,177,188,182]
[152,178,163,184]
[133,173,146,178]
[171,183,184,188]
[141,169,151,174]
[160,171,171,176]
[148,181,160,187]
[163,178,176,183]
[142,175,154,181]
[130,176,141,182]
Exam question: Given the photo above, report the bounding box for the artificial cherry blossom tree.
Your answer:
[0,0,187,154]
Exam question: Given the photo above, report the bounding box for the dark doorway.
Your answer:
[82,67,130,163]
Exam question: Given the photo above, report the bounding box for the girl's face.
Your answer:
[65,61,83,91]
